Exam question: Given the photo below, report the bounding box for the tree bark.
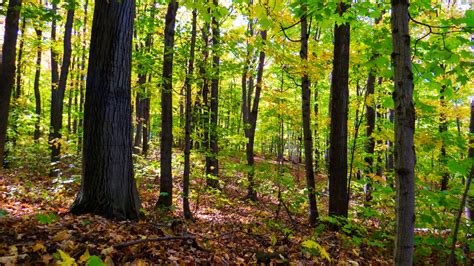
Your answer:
[157,0,178,208]
[300,3,319,225]
[205,0,220,188]
[33,28,43,141]
[14,17,25,99]
[328,1,350,219]
[364,73,376,203]
[439,85,449,190]
[245,29,266,201]
[0,0,22,166]
[391,0,416,264]
[49,4,75,177]
[70,0,141,220]
[183,8,197,220]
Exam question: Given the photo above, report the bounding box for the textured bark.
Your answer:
[183,9,197,220]
[391,0,416,264]
[300,3,319,225]
[328,1,350,218]
[49,6,75,176]
[33,28,43,141]
[142,94,150,156]
[245,29,266,201]
[157,0,178,208]
[467,100,474,222]
[0,0,22,166]
[205,0,220,188]
[70,0,141,220]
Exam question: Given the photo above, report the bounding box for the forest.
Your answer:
[0,0,472,264]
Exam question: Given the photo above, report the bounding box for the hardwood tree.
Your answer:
[205,0,220,188]
[70,0,141,220]
[328,0,350,219]
[0,0,22,166]
[300,1,318,225]
[157,0,178,208]
[33,26,43,140]
[49,1,75,176]
[183,8,198,219]
[391,0,416,264]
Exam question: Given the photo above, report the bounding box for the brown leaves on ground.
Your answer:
[0,164,390,265]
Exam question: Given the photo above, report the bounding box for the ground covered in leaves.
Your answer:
[0,154,394,265]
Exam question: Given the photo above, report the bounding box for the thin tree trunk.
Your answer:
[183,8,197,220]
[328,1,350,219]
[300,3,319,225]
[448,99,473,265]
[206,0,220,188]
[364,73,376,203]
[14,17,25,99]
[439,85,449,190]
[391,0,416,264]
[70,0,141,220]
[0,0,22,166]
[245,29,267,201]
[78,0,88,151]
[157,0,178,208]
[49,5,75,177]
[33,28,43,141]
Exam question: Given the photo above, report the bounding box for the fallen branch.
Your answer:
[114,236,195,249]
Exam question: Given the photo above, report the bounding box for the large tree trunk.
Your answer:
[70,0,141,220]
[300,3,319,225]
[183,8,197,220]
[0,0,22,166]
[205,0,220,188]
[328,1,350,219]
[33,28,43,141]
[157,0,178,208]
[49,5,75,177]
[245,29,266,201]
[391,0,416,264]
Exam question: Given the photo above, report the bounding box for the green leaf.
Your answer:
[36,213,57,224]
[87,256,105,266]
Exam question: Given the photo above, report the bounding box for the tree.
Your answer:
[157,0,178,208]
[205,0,220,188]
[183,7,198,220]
[391,0,416,264]
[49,1,75,177]
[300,1,318,225]
[242,0,268,201]
[70,0,141,220]
[0,0,22,166]
[33,27,43,141]
[328,0,350,219]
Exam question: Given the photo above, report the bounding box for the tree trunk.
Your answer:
[300,3,319,225]
[364,73,376,203]
[183,8,197,220]
[70,0,141,220]
[0,0,22,166]
[245,29,266,201]
[391,0,416,264]
[78,0,88,150]
[157,0,178,208]
[49,5,75,177]
[142,92,150,157]
[14,17,25,99]
[328,1,350,219]
[205,0,220,188]
[33,28,43,141]
[439,85,449,190]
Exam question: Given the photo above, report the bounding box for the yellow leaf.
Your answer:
[78,249,90,263]
[32,242,46,253]
[53,230,71,242]
[57,249,77,266]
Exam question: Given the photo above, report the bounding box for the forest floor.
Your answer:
[0,152,395,265]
